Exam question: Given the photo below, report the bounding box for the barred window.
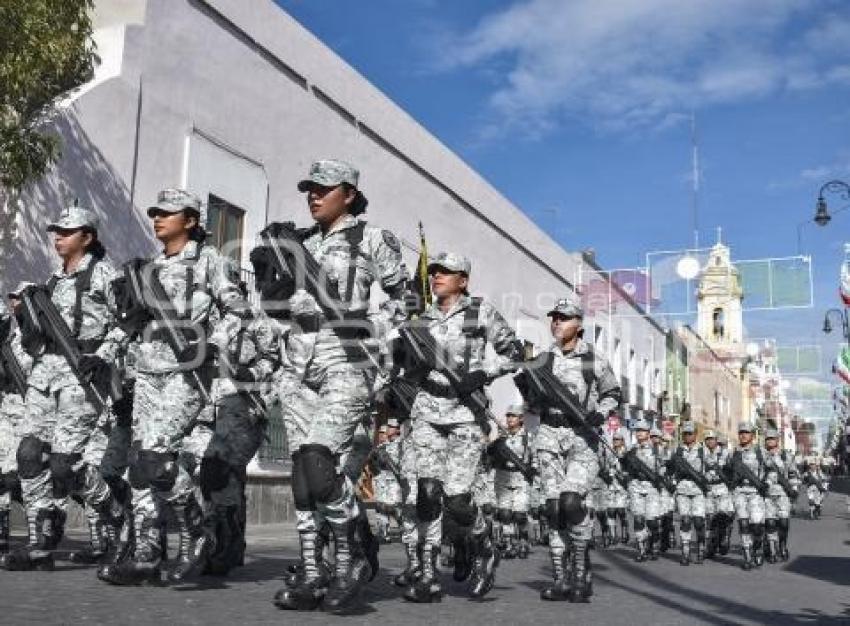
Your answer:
[206,194,245,263]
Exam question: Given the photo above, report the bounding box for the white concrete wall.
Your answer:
[4,0,665,416]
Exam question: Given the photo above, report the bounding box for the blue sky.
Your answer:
[278,0,850,420]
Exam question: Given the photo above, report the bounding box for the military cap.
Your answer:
[612,430,625,440]
[650,426,662,437]
[297,159,359,191]
[428,252,471,275]
[717,434,728,445]
[547,297,584,319]
[737,421,755,433]
[387,418,400,429]
[681,422,696,434]
[703,429,716,440]
[764,428,779,439]
[505,403,525,417]
[47,206,99,232]
[378,425,388,434]
[147,188,202,216]
[633,418,651,431]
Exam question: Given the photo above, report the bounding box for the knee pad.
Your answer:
[646,518,660,532]
[299,444,343,504]
[693,517,706,532]
[545,498,560,529]
[513,511,528,527]
[497,508,513,524]
[129,450,178,491]
[49,453,83,498]
[738,519,750,535]
[764,519,777,533]
[290,450,313,511]
[16,436,50,479]
[777,518,790,532]
[679,515,692,532]
[481,503,494,517]
[633,515,646,531]
[415,477,443,522]
[751,523,764,538]
[200,455,233,499]
[558,491,586,528]
[444,492,476,528]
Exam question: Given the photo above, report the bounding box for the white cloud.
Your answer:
[441,0,850,137]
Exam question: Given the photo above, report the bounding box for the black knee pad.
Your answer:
[512,512,528,527]
[679,515,692,532]
[200,455,233,499]
[738,519,750,535]
[130,450,178,491]
[633,515,646,531]
[299,444,343,505]
[100,423,132,481]
[49,452,83,498]
[693,517,706,532]
[497,508,513,524]
[764,519,777,533]
[290,450,313,511]
[16,436,50,479]
[558,492,586,528]
[444,493,476,528]
[751,523,764,538]
[481,503,494,517]
[646,518,660,532]
[777,518,790,533]
[416,477,443,522]
[545,498,560,529]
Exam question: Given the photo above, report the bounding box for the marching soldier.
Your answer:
[802,459,827,519]
[703,430,734,558]
[6,207,123,571]
[519,299,620,603]
[671,422,708,565]
[624,419,665,562]
[493,404,533,559]
[763,428,795,563]
[371,420,404,544]
[609,431,629,545]
[731,422,767,570]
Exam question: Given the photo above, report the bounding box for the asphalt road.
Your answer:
[1,487,848,625]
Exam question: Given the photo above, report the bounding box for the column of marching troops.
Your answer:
[0,158,834,612]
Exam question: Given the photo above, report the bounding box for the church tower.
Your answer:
[696,231,744,355]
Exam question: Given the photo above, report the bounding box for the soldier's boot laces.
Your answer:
[322,522,372,612]
[169,501,212,582]
[275,530,329,611]
[403,545,441,603]
[568,541,592,603]
[468,532,497,599]
[540,548,569,601]
[70,502,121,564]
[394,542,422,587]
[98,508,135,574]
[284,526,329,588]
[98,514,162,586]
[1,509,55,571]
[679,541,691,566]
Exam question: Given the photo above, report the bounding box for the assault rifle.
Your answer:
[0,317,26,396]
[731,452,770,497]
[766,456,798,498]
[18,285,119,413]
[622,448,675,493]
[670,451,711,494]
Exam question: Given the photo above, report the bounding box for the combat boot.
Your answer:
[0,509,9,556]
[517,537,530,559]
[356,508,380,583]
[168,500,213,582]
[403,545,441,603]
[767,537,779,564]
[70,499,123,564]
[468,529,497,599]
[323,521,373,612]
[635,536,648,562]
[741,545,754,571]
[285,524,330,588]
[695,538,705,564]
[679,541,690,566]
[98,513,163,585]
[1,509,55,571]
[719,520,732,555]
[274,530,330,611]
[568,540,592,603]
[648,531,660,561]
[394,542,422,587]
[452,535,472,582]
[540,548,569,601]
[752,528,764,567]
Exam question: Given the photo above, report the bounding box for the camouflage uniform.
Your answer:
[13,208,125,568]
[608,437,630,544]
[494,419,533,557]
[803,465,827,518]
[371,428,404,542]
[625,435,665,561]
[730,423,767,570]
[671,425,707,565]
[703,432,734,558]
[654,431,676,552]
[763,438,795,563]
[594,439,623,547]
[393,420,420,587]
[270,160,408,611]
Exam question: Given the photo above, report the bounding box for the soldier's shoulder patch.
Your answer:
[381,229,401,253]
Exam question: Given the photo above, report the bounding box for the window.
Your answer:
[207,194,245,264]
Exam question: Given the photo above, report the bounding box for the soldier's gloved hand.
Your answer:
[455,370,488,396]
[374,447,392,470]
[233,365,256,383]
[79,355,110,386]
[587,411,605,428]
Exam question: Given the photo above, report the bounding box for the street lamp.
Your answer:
[823,308,850,345]
[814,180,850,226]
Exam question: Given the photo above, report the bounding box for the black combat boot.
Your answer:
[70,499,123,564]
[168,500,213,582]
[568,540,592,603]
[323,521,373,612]
[741,545,754,571]
[452,535,472,582]
[778,518,790,562]
[540,547,569,601]
[648,529,660,561]
[356,507,380,582]
[403,544,441,603]
[1,508,55,571]
[695,538,706,564]
[394,541,422,587]
[679,540,691,566]
[274,530,330,611]
[98,512,162,585]
[0,509,9,556]
[635,536,648,562]
[468,527,497,599]
[720,517,733,555]
[284,523,330,588]
[752,526,764,567]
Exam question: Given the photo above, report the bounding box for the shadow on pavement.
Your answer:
[782,556,850,586]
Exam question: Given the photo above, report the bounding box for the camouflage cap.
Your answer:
[612,430,625,440]
[681,421,696,434]
[738,421,755,433]
[47,206,99,232]
[378,425,388,434]
[7,281,35,298]
[147,188,202,216]
[717,434,728,444]
[297,159,359,192]
[505,403,525,417]
[428,252,471,275]
[547,297,584,318]
[633,418,651,431]
[764,428,779,439]
[649,426,662,437]
[387,418,400,429]
[703,429,717,440]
